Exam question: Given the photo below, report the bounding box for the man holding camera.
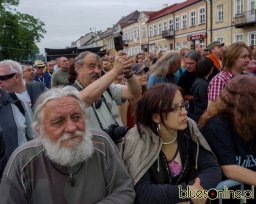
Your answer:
[73,51,141,142]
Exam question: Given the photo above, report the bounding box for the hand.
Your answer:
[112,55,134,78]
[189,178,207,204]
[122,56,134,77]
[184,95,193,101]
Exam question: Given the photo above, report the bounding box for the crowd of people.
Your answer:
[0,42,255,204]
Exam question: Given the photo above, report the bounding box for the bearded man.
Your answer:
[0,86,135,204]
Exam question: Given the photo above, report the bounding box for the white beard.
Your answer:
[40,129,94,167]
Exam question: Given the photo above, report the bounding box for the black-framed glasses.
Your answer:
[0,73,16,81]
[170,101,189,112]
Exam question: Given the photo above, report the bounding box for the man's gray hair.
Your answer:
[150,51,182,77]
[74,51,101,71]
[33,86,86,129]
[0,60,23,75]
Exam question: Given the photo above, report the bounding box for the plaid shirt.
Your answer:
[208,71,233,101]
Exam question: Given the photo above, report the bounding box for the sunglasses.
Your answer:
[0,73,16,81]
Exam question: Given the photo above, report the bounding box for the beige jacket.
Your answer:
[120,118,213,185]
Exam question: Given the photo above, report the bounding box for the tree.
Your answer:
[0,0,46,61]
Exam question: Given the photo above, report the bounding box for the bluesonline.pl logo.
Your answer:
[178,186,255,203]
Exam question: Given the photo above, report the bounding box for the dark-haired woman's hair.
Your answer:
[195,57,214,78]
[136,83,180,135]
[198,75,256,142]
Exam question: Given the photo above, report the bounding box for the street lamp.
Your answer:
[90,27,98,47]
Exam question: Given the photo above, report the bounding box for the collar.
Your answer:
[74,80,85,89]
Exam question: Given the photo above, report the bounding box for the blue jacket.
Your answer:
[34,72,51,88]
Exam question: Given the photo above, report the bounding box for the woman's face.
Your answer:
[161,91,188,131]
[136,71,148,86]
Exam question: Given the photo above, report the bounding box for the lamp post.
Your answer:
[90,27,98,47]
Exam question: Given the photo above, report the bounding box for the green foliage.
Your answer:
[0,0,46,61]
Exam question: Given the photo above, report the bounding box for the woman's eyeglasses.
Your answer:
[170,101,189,112]
[0,73,16,81]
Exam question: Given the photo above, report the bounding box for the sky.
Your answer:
[16,0,185,53]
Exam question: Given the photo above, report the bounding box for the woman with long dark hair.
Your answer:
[199,75,256,191]
[121,83,221,204]
[199,75,256,186]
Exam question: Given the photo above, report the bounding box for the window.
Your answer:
[134,29,137,39]
[175,42,180,50]
[164,45,168,51]
[130,30,133,40]
[190,11,196,26]
[198,7,206,24]
[249,32,256,45]
[181,14,187,29]
[182,42,187,48]
[158,23,162,35]
[234,0,244,15]
[142,26,146,38]
[153,24,157,36]
[216,5,224,21]
[249,0,256,15]
[215,36,224,43]
[149,26,152,37]
[163,21,168,31]
[169,19,174,31]
[234,33,243,42]
[125,32,129,41]
[175,16,180,30]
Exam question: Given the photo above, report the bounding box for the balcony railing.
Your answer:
[162,30,174,39]
[233,9,256,28]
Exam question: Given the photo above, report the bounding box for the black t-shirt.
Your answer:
[201,115,256,171]
[201,115,256,204]
[178,71,196,96]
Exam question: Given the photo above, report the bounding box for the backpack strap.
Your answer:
[9,93,25,117]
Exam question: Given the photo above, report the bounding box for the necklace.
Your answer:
[162,135,177,145]
[50,162,84,187]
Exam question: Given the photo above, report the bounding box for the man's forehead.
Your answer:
[60,57,68,62]
[0,65,10,74]
[24,65,33,70]
[84,53,101,63]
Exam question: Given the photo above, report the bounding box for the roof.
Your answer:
[100,27,115,38]
[116,10,140,28]
[147,0,202,22]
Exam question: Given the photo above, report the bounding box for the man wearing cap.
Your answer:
[206,41,225,71]
[34,60,51,88]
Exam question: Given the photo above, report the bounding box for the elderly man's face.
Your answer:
[0,64,18,92]
[77,53,102,87]
[43,96,86,148]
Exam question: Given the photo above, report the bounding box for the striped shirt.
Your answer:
[208,71,234,101]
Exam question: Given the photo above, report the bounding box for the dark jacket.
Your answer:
[26,81,46,108]
[190,78,209,122]
[0,127,7,179]
[121,119,222,204]
[34,72,51,89]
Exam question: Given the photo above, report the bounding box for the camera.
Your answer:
[103,124,129,144]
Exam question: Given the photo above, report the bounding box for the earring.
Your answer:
[157,123,161,135]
